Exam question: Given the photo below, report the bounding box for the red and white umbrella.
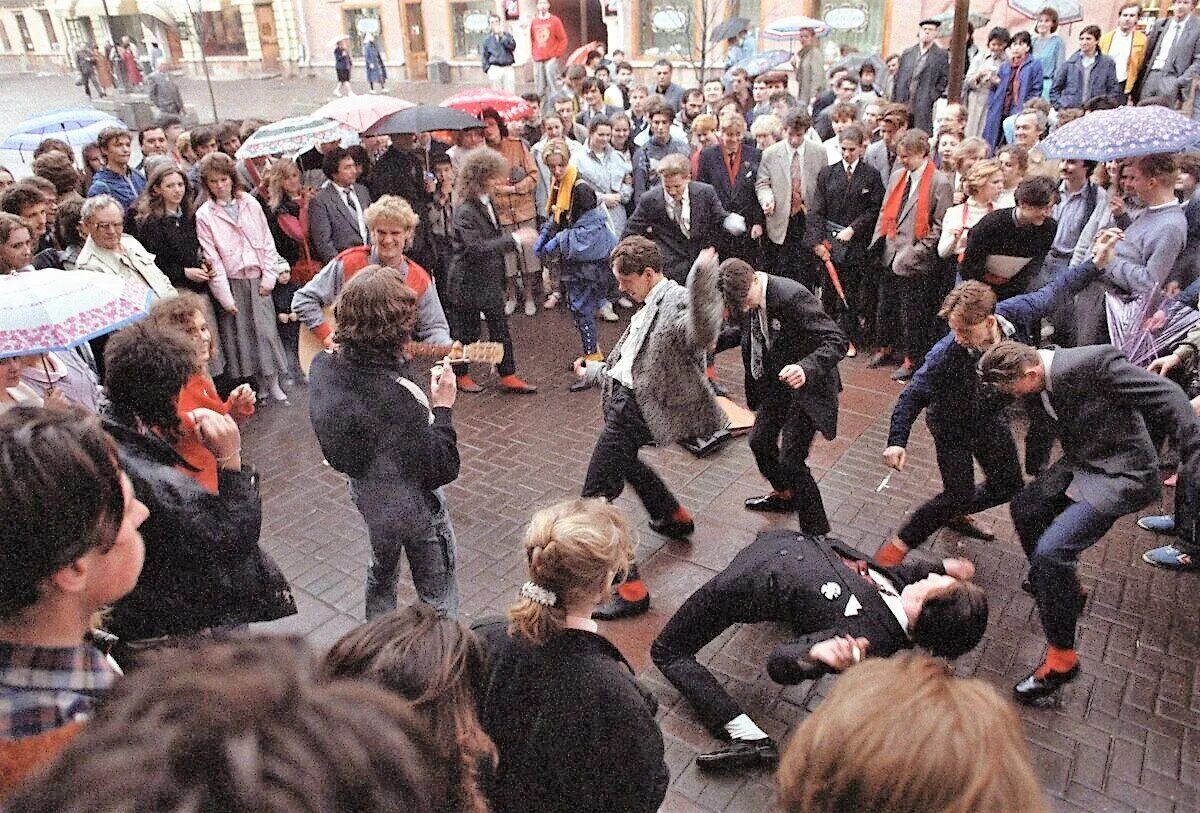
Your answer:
[313,94,416,133]
[440,88,535,123]
[566,40,602,66]
[0,270,154,359]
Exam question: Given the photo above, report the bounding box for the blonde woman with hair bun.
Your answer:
[474,499,668,813]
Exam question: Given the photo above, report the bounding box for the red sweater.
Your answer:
[176,374,255,493]
[530,15,567,61]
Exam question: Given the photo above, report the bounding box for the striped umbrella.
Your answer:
[440,88,536,123]
[761,16,829,44]
[0,270,154,360]
[235,114,358,160]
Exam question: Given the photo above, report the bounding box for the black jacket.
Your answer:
[474,622,669,813]
[131,211,206,294]
[448,198,518,309]
[622,181,731,283]
[694,143,764,229]
[104,422,295,641]
[805,159,885,262]
[307,346,459,536]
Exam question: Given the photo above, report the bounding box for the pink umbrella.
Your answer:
[566,40,602,66]
[313,95,415,133]
[440,88,535,123]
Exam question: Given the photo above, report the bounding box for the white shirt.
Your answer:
[607,277,670,388]
[1038,347,1057,421]
[1107,29,1134,82]
[1152,18,1181,71]
[823,136,841,165]
[335,182,367,241]
[664,184,690,235]
[866,566,910,636]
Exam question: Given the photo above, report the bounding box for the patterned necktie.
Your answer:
[750,311,766,379]
[673,197,689,238]
[790,149,804,216]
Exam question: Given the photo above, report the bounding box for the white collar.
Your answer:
[1037,348,1055,391]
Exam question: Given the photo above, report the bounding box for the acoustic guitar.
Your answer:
[298,310,503,374]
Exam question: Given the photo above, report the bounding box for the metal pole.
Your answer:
[947,0,969,103]
[181,0,219,122]
[580,0,588,45]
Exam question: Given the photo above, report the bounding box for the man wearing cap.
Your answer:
[892,19,950,135]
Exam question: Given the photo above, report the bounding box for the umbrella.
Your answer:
[566,41,603,66]
[1106,289,1200,367]
[726,49,792,78]
[821,255,848,308]
[928,8,990,29]
[710,17,751,44]
[235,114,357,160]
[1040,106,1200,160]
[441,88,535,122]
[312,95,415,133]
[830,53,887,78]
[761,16,830,44]
[363,105,483,136]
[0,108,123,158]
[1009,0,1083,25]
[0,270,155,360]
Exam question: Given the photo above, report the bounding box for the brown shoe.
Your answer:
[867,347,894,368]
[499,374,537,394]
[945,514,995,541]
[457,374,483,393]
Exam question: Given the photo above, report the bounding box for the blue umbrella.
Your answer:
[726,49,792,78]
[1040,106,1200,161]
[0,108,124,158]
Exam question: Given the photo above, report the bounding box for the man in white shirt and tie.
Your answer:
[1137,0,1200,106]
[756,109,827,290]
[309,147,371,264]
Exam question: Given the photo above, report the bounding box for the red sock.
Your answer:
[874,540,906,567]
[1035,646,1078,678]
[617,579,648,602]
[671,505,692,524]
[706,365,717,381]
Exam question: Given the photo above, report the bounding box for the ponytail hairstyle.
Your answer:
[508,499,633,645]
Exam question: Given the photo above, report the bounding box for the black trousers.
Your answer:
[819,250,868,345]
[454,301,516,377]
[897,421,1023,547]
[581,383,679,522]
[773,213,819,290]
[876,270,932,363]
[748,389,829,536]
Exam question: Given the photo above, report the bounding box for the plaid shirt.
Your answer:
[0,640,116,739]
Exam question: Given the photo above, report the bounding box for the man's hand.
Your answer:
[1149,353,1182,377]
[808,635,870,671]
[696,246,718,266]
[941,557,976,580]
[224,305,239,315]
[882,445,907,471]
[1090,227,1122,270]
[814,243,831,262]
[750,224,763,240]
[778,364,806,389]
[836,226,854,242]
[190,408,241,470]
[429,356,457,409]
[761,198,776,216]
[573,356,587,379]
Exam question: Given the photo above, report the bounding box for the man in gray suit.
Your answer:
[863,103,908,202]
[308,147,372,264]
[755,109,827,289]
[980,341,1200,703]
[1136,0,1200,106]
[573,239,726,619]
[869,129,953,381]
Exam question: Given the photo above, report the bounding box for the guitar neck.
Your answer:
[405,342,457,358]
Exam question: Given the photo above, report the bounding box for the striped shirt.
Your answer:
[0,641,116,739]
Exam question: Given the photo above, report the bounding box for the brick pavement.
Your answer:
[244,304,1200,812]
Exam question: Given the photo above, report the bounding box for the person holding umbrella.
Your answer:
[333,36,354,98]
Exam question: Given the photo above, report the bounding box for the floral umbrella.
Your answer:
[0,270,154,360]
[440,88,535,123]
[235,114,358,160]
[1040,105,1200,160]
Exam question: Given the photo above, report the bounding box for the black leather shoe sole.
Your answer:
[591,593,650,621]
[944,516,995,541]
[744,496,799,513]
[1014,664,1080,704]
[696,739,779,771]
[649,518,695,539]
[569,379,594,392]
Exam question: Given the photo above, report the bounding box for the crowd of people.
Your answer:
[3,3,1200,810]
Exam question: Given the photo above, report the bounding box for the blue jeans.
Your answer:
[351,483,459,619]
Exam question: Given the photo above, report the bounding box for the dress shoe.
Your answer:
[499,375,537,394]
[867,347,894,368]
[456,375,483,393]
[569,378,594,392]
[745,491,798,513]
[944,514,995,541]
[890,360,915,381]
[710,379,728,397]
[592,592,650,620]
[696,738,779,771]
[649,515,694,539]
[1013,663,1080,704]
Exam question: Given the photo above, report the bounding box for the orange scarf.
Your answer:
[878,162,934,241]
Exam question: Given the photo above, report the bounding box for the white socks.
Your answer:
[723,714,769,742]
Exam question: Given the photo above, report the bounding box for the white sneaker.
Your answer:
[543,292,560,309]
[504,299,517,316]
[524,300,537,317]
[598,303,619,322]
[617,297,634,309]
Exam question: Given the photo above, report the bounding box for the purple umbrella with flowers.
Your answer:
[1039,105,1200,161]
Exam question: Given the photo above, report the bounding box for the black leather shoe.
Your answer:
[944,514,995,541]
[569,378,594,392]
[592,593,650,621]
[710,380,728,397]
[744,492,798,513]
[696,738,779,771]
[1014,664,1080,704]
[649,516,695,539]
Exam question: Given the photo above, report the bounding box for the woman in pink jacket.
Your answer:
[195,152,291,403]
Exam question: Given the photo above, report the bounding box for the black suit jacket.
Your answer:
[718,274,846,438]
[309,182,371,264]
[448,197,515,309]
[892,43,950,133]
[805,159,885,261]
[694,143,764,227]
[718,530,945,684]
[622,181,730,283]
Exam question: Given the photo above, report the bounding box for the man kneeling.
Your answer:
[650,529,987,771]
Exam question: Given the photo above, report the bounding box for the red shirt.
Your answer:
[175,374,254,492]
[530,15,567,61]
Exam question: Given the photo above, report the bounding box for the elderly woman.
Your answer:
[448,148,538,395]
[307,266,461,619]
[535,139,618,390]
[939,159,1005,265]
[194,151,290,403]
[75,194,175,299]
[474,499,669,813]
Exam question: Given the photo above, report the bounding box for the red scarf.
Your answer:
[878,163,934,241]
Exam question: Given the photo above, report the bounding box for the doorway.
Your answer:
[254,4,280,72]
[398,0,427,80]
[551,0,606,58]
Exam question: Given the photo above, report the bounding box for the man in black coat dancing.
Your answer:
[650,529,986,770]
[716,258,847,535]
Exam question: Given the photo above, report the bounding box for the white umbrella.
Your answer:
[235,114,358,160]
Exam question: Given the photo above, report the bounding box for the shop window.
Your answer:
[39,10,58,49]
[15,12,33,51]
[450,0,491,59]
[639,0,690,58]
[342,7,385,57]
[195,0,247,57]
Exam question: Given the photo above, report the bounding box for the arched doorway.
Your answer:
[550,0,606,59]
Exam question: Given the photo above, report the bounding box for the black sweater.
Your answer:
[959,207,1057,299]
[133,211,206,294]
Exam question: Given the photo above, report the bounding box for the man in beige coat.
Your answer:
[755,109,827,289]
